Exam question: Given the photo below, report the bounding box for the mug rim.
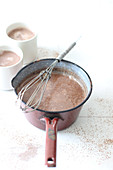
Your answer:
[6,22,37,43]
[0,45,23,68]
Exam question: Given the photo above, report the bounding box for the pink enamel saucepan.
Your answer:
[12,59,92,167]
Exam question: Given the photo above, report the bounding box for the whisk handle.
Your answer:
[57,42,76,61]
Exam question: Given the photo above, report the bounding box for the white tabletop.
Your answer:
[0,0,113,169]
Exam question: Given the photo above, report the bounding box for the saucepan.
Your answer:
[12,59,92,167]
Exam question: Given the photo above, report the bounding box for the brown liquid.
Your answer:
[18,72,86,112]
[0,50,20,67]
[8,27,35,40]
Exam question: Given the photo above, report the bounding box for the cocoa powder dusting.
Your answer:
[63,97,113,164]
[104,139,113,145]
[18,144,38,161]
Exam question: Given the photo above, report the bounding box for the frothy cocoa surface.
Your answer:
[18,72,86,112]
[8,27,35,40]
[0,51,20,67]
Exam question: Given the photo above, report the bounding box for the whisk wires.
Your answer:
[17,40,81,112]
[18,59,58,112]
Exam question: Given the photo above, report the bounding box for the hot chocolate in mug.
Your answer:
[0,45,23,90]
[6,22,37,65]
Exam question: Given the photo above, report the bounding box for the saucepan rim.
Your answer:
[12,59,93,114]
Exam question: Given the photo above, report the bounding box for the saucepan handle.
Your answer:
[43,117,59,167]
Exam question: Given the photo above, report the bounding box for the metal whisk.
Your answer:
[18,41,79,112]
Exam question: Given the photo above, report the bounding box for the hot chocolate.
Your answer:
[18,72,86,112]
[8,27,35,40]
[0,50,20,67]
